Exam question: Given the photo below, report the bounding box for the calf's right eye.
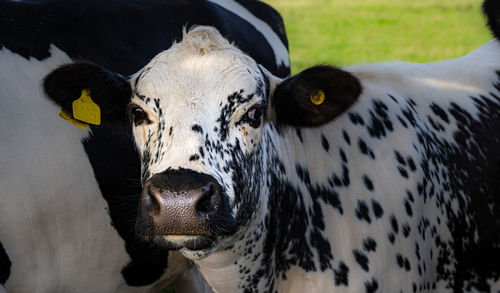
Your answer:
[129,104,148,126]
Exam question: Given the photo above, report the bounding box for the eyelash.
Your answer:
[128,104,149,126]
[241,104,266,128]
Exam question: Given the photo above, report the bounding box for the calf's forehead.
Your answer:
[131,49,263,113]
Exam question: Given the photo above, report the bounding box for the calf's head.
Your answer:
[44,26,361,259]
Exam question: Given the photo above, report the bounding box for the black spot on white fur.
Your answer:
[363,175,374,191]
[371,200,384,219]
[342,130,351,145]
[363,237,377,252]
[321,134,330,152]
[365,277,379,293]
[0,241,11,285]
[189,154,200,161]
[334,261,349,286]
[355,200,371,223]
[353,249,369,272]
[192,124,203,133]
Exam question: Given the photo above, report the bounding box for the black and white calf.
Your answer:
[0,0,289,292]
[44,2,500,292]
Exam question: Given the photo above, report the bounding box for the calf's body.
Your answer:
[43,5,500,291]
[195,40,500,292]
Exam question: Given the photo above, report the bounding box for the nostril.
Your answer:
[143,186,161,215]
[196,183,221,217]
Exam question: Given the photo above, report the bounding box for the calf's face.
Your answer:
[43,27,361,259]
[128,33,271,255]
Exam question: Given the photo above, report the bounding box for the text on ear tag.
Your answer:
[59,109,88,130]
[310,89,325,105]
[72,89,101,125]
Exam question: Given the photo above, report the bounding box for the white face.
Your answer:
[130,40,269,182]
[128,27,275,256]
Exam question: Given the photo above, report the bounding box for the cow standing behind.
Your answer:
[44,1,500,292]
[0,0,290,292]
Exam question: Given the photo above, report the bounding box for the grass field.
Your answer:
[263,0,492,74]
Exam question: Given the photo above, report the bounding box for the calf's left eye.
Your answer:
[242,105,264,128]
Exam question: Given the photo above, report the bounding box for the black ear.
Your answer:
[272,65,361,127]
[43,62,132,123]
[484,0,500,41]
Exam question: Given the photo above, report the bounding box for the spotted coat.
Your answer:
[189,41,500,292]
[44,4,500,292]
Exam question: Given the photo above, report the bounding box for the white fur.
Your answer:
[132,27,263,184]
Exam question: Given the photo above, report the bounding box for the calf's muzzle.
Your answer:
[136,169,234,237]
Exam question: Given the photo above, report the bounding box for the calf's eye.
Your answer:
[242,105,265,128]
[129,104,148,126]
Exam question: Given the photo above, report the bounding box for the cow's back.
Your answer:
[256,39,500,292]
[0,0,289,77]
[329,40,500,291]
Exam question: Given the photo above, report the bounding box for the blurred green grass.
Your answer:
[263,0,492,73]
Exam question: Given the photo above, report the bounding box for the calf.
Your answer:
[0,0,289,291]
[44,2,500,292]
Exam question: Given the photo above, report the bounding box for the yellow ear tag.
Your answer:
[72,89,101,125]
[59,109,88,130]
[310,89,325,105]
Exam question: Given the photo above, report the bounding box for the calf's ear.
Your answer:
[271,65,362,127]
[43,62,132,123]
